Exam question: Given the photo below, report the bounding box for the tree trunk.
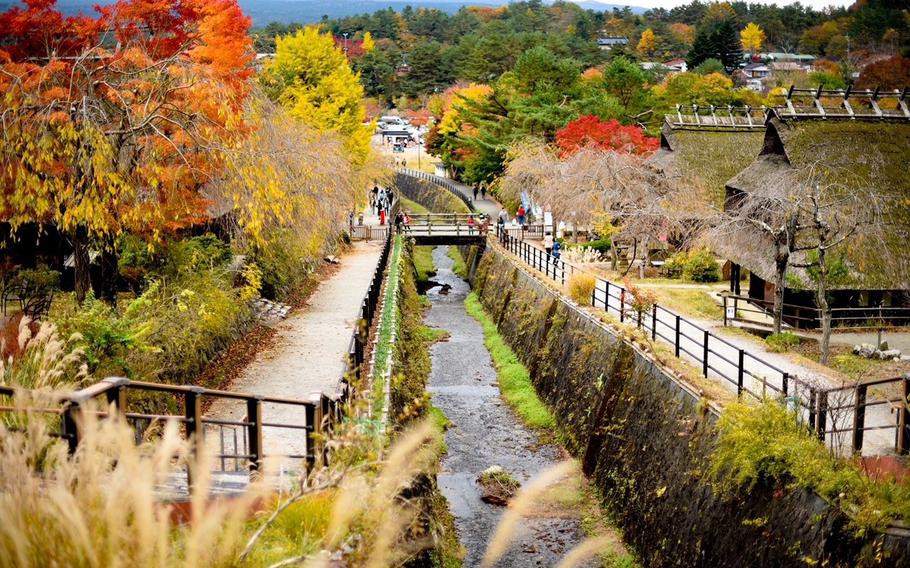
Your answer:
[772,241,789,334]
[99,234,118,305]
[817,247,832,365]
[71,226,91,305]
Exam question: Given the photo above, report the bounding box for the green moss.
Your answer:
[674,129,764,207]
[413,246,437,285]
[400,196,429,215]
[464,292,556,430]
[709,400,910,533]
[447,246,467,279]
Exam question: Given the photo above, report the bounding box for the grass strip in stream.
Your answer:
[464,292,555,430]
[372,235,403,416]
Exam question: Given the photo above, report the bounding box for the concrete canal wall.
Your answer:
[470,245,910,568]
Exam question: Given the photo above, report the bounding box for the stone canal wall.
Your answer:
[471,245,910,568]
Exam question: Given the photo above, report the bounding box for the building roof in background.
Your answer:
[650,112,766,208]
[720,116,910,290]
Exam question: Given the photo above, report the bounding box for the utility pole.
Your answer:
[343,32,349,54]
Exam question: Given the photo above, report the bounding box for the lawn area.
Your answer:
[400,196,428,214]
[413,246,436,285]
[647,287,724,321]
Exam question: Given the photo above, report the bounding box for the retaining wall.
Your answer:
[395,173,471,214]
[472,246,910,567]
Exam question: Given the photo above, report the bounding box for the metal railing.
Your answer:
[403,213,489,238]
[494,226,910,456]
[722,294,910,330]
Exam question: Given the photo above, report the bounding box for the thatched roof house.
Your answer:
[649,107,766,208]
[716,101,910,323]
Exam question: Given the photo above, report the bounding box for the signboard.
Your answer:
[726,305,736,320]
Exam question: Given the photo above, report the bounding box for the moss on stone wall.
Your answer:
[472,248,910,568]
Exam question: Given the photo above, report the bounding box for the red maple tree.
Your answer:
[555,115,658,158]
[0,0,253,301]
[856,55,910,90]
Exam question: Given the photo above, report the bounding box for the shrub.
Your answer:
[162,234,232,277]
[252,228,325,300]
[663,251,688,278]
[710,400,910,531]
[623,277,658,316]
[765,332,800,353]
[53,270,250,388]
[567,273,597,305]
[682,249,720,282]
[52,294,152,378]
[583,237,611,254]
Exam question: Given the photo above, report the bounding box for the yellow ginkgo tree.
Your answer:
[262,26,373,165]
[740,22,766,53]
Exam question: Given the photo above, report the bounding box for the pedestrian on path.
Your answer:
[544,233,554,256]
[481,184,486,200]
[552,241,561,259]
[473,185,478,201]
[394,212,403,234]
[517,205,526,228]
[467,215,476,234]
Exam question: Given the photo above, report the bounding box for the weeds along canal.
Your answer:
[422,245,589,567]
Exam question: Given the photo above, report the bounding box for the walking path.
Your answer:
[207,240,383,459]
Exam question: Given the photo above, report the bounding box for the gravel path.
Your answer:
[207,241,383,459]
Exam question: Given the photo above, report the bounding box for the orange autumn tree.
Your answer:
[555,115,659,158]
[0,0,253,302]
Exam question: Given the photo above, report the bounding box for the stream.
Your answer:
[424,246,589,567]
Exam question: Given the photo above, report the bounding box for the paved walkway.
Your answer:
[207,240,383,459]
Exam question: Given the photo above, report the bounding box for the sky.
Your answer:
[581,0,854,9]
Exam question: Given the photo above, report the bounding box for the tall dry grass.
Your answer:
[0,318,87,391]
[0,403,267,568]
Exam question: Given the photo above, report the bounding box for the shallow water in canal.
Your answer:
[423,246,588,567]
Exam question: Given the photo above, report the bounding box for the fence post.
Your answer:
[105,378,128,418]
[723,295,728,326]
[702,330,709,377]
[815,389,828,441]
[61,402,81,454]
[247,397,263,472]
[737,349,744,395]
[898,377,910,455]
[591,285,596,307]
[604,281,610,312]
[808,386,817,430]
[852,383,867,455]
[651,304,657,341]
[305,402,317,470]
[675,315,681,358]
[184,387,204,488]
[782,372,789,396]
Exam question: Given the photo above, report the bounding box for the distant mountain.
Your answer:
[11,1,645,26]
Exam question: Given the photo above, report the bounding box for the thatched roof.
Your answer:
[651,119,766,207]
[719,116,910,290]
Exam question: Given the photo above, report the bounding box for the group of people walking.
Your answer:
[370,185,394,225]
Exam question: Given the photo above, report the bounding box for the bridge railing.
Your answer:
[494,226,910,456]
